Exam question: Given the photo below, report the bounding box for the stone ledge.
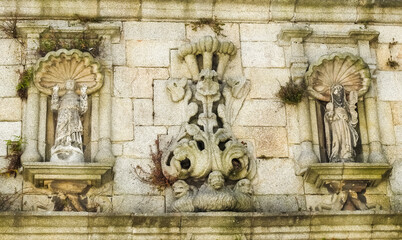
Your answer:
[0,211,400,239]
[23,162,113,188]
[0,0,400,23]
[304,163,392,188]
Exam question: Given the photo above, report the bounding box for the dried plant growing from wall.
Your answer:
[2,136,24,177]
[276,78,306,105]
[133,139,176,191]
[190,16,226,37]
[0,192,21,211]
[16,67,34,100]
[0,16,23,45]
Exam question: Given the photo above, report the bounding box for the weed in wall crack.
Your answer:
[190,16,226,37]
[276,77,306,105]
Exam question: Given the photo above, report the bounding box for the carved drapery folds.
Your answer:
[163,36,256,212]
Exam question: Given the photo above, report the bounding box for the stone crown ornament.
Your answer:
[305,52,371,102]
[34,49,103,96]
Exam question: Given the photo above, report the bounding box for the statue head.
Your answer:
[234,179,253,195]
[65,79,76,91]
[331,84,346,107]
[208,171,225,190]
[172,180,190,199]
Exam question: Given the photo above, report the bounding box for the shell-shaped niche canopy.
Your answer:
[34,49,103,96]
[305,53,371,102]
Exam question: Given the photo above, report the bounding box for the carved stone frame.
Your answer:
[17,23,120,187]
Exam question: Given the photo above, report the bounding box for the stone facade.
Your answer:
[0,0,401,239]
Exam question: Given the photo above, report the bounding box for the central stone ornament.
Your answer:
[162,36,257,212]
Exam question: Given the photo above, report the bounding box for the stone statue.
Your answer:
[171,180,197,212]
[193,171,236,211]
[233,179,255,212]
[50,79,88,163]
[324,85,359,162]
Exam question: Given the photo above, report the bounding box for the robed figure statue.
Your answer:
[50,79,88,163]
[324,85,359,162]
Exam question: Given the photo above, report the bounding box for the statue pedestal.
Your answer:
[23,162,113,188]
[304,163,392,188]
[304,163,392,211]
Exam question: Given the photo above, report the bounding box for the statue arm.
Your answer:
[80,85,88,114]
[51,85,59,111]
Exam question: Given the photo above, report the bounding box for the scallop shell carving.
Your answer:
[305,53,371,102]
[34,49,103,96]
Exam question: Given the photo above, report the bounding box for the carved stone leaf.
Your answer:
[166,78,188,102]
[305,53,371,101]
[34,49,103,96]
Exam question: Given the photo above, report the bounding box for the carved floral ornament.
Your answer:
[162,36,256,211]
[34,49,103,96]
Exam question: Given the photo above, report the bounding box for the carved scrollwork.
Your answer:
[163,36,256,195]
[164,36,257,212]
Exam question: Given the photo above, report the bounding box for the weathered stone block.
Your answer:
[111,98,133,141]
[133,99,153,126]
[305,43,358,64]
[240,23,285,42]
[235,100,286,126]
[113,195,165,213]
[99,0,141,18]
[256,194,306,213]
[0,98,21,121]
[241,42,285,68]
[0,66,21,97]
[294,2,357,22]
[395,125,402,145]
[112,42,126,66]
[376,43,402,71]
[214,0,270,21]
[244,68,290,99]
[0,39,21,65]
[0,122,21,156]
[112,143,123,156]
[0,172,22,194]
[123,126,167,158]
[113,157,160,195]
[114,67,169,98]
[371,26,402,43]
[286,105,300,144]
[233,126,289,158]
[391,102,402,125]
[124,22,185,41]
[253,158,303,195]
[126,40,182,67]
[141,0,213,20]
[377,71,402,101]
[153,80,188,126]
